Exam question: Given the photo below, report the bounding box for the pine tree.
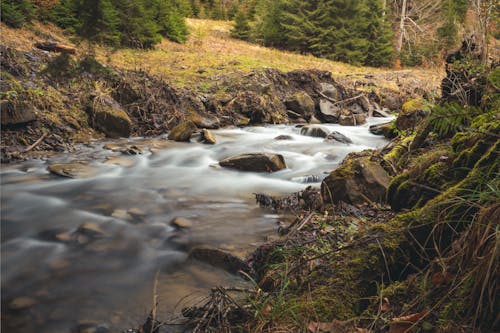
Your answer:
[0,0,35,28]
[149,0,189,43]
[113,0,161,48]
[361,0,394,67]
[252,0,287,46]
[75,0,121,46]
[231,9,251,40]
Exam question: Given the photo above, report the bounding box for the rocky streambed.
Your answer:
[1,118,392,333]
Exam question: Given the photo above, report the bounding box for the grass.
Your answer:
[1,19,443,89]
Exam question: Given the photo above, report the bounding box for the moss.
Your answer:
[402,98,429,113]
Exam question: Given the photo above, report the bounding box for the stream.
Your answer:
[1,118,391,332]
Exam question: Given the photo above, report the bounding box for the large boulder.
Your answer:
[284,91,315,120]
[324,131,353,144]
[321,151,391,205]
[168,120,197,142]
[0,100,37,125]
[318,99,341,123]
[300,125,330,138]
[395,98,430,131]
[219,153,286,173]
[92,95,132,138]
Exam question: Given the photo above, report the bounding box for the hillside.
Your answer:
[2,19,442,87]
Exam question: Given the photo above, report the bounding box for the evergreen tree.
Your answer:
[231,9,251,40]
[362,0,394,67]
[74,0,121,46]
[1,0,35,28]
[252,0,287,46]
[150,0,189,43]
[112,0,161,48]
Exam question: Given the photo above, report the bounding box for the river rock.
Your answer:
[0,100,37,125]
[92,95,132,138]
[359,95,374,114]
[309,115,322,124]
[369,122,396,138]
[284,91,315,120]
[324,131,353,144]
[275,135,294,140]
[74,322,110,333]
[300,125,330,138]
[8,297,37,311]
[320,82,341,100]
[338,113,366,126]
[170,217,193,229]
[168,121,197,142]
[128,208,146,221]
[321,151,391,205]
[201,129,216,144]
[318,99,341,123]
[188,112,220,129]
[188,246,251,275]
[219,153,286,173]
[48,163,97,178]
[76,222,108,238]
[349,103,365,114]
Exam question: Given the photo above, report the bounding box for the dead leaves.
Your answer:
[308,320,369,333]
[388,311,429,333]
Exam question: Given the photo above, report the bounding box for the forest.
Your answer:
[0,0,499,333]
[2,0,494,65]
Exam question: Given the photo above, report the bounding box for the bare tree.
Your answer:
[470,0,497,62]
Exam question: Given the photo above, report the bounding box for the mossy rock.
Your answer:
[395,98,430,131]
[369,121,397,138]
[0,100,37,125]
[168,120,197,142]
[92,95,132,138]
[321,150,391,205]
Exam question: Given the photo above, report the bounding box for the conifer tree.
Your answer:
[231,9,251,40]
[149,0,189,43]
[112,0,161,48]
[362,0,394,67]
[0,0,35,28]
[75,0,121,46]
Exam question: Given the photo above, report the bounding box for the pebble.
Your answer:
[170,217,193,229]
[8,297,37,311]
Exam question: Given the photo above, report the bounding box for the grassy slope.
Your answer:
[1,19,442,89]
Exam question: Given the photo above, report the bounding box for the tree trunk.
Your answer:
[397,0,407,53]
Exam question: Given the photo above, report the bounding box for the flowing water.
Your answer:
[1,119,391,332]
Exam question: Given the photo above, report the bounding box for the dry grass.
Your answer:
[1,19,443,89]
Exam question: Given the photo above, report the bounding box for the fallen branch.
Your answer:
[22,132,48,153]
[35,42,76,54]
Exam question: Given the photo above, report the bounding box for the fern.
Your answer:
[429,103,480,137]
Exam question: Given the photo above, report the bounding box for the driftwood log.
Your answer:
[35,42,76,54]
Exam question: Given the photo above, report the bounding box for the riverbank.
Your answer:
[1,20,440,163]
